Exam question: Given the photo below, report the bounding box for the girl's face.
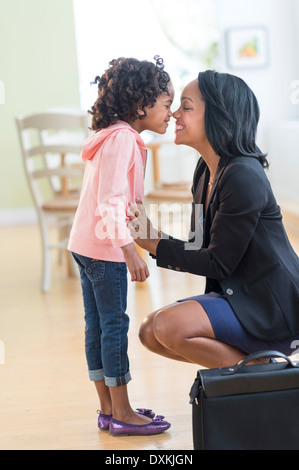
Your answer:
[136,83,174,134]
[173,80,208,152]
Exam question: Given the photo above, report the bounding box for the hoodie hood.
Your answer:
[81,121,145,162]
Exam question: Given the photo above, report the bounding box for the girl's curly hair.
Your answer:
[88,56,171,131]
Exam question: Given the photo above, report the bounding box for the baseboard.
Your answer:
[0,207,37,226]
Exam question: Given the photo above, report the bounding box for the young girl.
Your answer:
[68,57,174,436]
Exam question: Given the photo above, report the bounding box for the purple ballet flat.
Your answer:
[97,408,156,430]
[135,408,155,419]
[109,416,171,436]
[97,412,112,430]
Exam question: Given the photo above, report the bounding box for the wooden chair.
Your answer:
[146,139,193,203]
[145,138,195,235]
[16,109,88,292]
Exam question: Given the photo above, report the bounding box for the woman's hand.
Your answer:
[127,200,161,255]
[127,200,154,239]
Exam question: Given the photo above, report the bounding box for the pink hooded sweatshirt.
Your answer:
[68,121,147,262]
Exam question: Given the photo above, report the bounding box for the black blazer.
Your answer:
[155,155,299,341]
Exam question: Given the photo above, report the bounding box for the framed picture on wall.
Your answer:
[225,26,269,70]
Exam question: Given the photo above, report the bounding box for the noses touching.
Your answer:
[165,108,183,129]
[172,109,185,130]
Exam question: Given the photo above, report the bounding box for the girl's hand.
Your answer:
[121,242,150,282]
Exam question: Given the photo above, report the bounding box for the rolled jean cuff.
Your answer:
[104,371,132,387]
[88,368,105,382]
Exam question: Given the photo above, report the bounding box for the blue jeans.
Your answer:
[72,252,131,387]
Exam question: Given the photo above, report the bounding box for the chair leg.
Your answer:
[39,216,51,293]
[66,250,78,278]
[41,246,51,292]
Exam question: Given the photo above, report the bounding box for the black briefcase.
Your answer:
[189,350,299,450]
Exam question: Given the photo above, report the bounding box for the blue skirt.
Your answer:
[178,292,299,356]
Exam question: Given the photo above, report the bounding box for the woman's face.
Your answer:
[173,79,208,152]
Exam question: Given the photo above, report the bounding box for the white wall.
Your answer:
[215,0,299,211]
[216,0,299,131]
[73,0,299,211]
[0,0,81,224]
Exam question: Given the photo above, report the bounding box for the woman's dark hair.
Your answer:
[89,56,170,131]
[197,70,269,168]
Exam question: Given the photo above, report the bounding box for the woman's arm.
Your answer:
[155,162,267,280]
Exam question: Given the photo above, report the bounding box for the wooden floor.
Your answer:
[0,217,298,451]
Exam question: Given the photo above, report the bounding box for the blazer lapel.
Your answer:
[191,156,232,246]
[203,156,232,244]
[206,156,232,209]
[192,157,208,205]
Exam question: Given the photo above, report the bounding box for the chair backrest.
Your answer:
[16,109,89,210]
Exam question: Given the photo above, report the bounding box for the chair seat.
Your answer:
[56,187,81,197]
[146,188,192,202]
[159,181,191,189]
[42,194,80,212]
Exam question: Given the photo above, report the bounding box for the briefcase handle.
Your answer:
[221,350,299,376]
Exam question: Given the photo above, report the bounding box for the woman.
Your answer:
[129,70,299,368]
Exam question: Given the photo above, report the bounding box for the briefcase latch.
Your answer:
[189,375,200,405]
